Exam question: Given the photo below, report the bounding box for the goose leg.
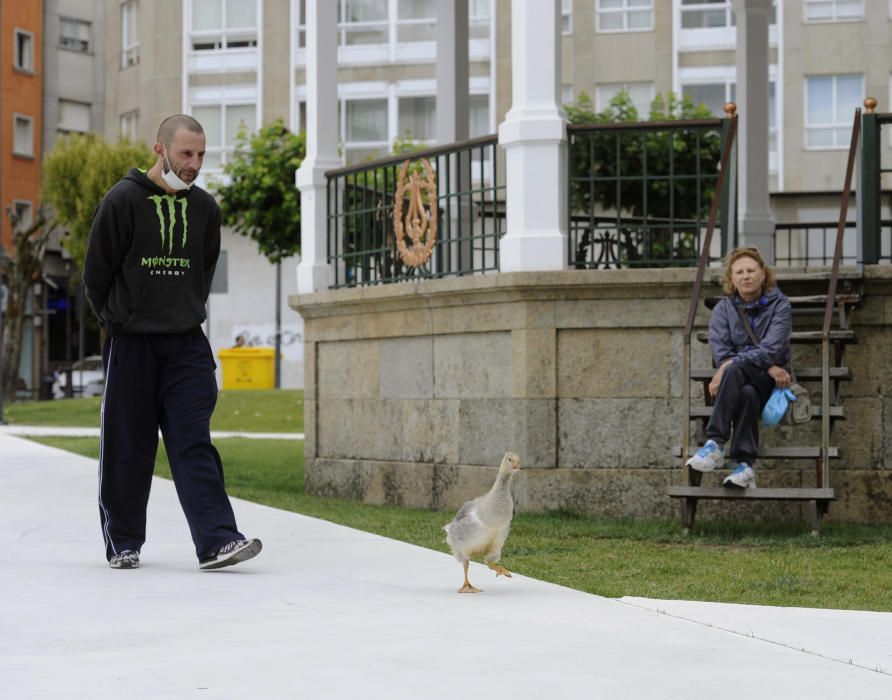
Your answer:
[458,560,482,593]
[487,561,512,578]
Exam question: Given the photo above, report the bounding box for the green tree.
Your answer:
[214,119,306,263]
[42,133,154,274]
[1,209,56,403]
[565,90,723,266]
[213,119,306,388]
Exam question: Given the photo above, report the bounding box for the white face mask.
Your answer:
[161,147,193,191]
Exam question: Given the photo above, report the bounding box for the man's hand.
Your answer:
[767,365,791,388]
[709,359,734,398]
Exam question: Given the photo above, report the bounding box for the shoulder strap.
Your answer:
[736,305,761,346]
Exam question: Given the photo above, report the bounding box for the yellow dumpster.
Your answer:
[218,347,275,390]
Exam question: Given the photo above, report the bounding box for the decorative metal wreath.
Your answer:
[393,158,437,268]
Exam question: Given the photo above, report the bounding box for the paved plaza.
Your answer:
[1,433,891,699]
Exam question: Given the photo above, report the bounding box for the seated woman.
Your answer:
[686,246,793,488]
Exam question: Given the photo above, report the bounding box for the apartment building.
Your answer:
[94,0,891,389]
[1,0,43,395]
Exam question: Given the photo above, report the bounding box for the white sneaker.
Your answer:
[199,538,262,570]
[685,439,725,472]
[723,463,756,489]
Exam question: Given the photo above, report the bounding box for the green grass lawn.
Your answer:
[29,435,892,612]
[3,390,303,433]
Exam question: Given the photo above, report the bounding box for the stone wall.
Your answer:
[290,266,892,524]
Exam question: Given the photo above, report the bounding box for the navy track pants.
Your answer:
[706,361,775,464]
[98,329,243,561]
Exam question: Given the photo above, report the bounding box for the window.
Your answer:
[562,0,573,34]
[596,0,653,33]
[14,29,34,71]
[120,110,139,141]
[469,0,490,39]
[596,82,655,118]
[60,18,91,52]
[397,96,435,142]
[121,1,139,67]
[12,201,34,232]
[342,98,388,164]
[562,84,574,106]
[683,80,779,171]
[13,115,34,157]
[340,0,388,45]
[396,0,435,43]
[681,0,734,29]
[469,94,490,138]
[58,100,91,133]
[804,0,863,22]
[805,75,863,148]
[190,0,258,51]
[191,103,256,171]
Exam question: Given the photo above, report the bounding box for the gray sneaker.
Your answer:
[199,538,262,570]
[723,463,757,489]
[109,550,140,569]
[685,439,725,472]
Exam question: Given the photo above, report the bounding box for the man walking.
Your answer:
[83,114,261,570]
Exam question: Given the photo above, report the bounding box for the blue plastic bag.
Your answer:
[762,387,797,426]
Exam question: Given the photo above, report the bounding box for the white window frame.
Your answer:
[121,1,140,68]
[804,74,864,151]
[59,17,91,52]
[562,0,573,35]
[12,200,34,232]
[677,0,778,52]
[57,100,92,134]
[189,100,260,178]
[120,110,139,141]
[13,114,35,158]
[680,68,780,173]
[14,29,35,72]
[188,0,259,52]
[342,95,391,164]
[596,0,654,34]
[803,0,864,23]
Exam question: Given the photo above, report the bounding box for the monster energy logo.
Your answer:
[142,194,191,276]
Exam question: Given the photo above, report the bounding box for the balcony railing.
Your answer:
[567,117,734,268]
[325,135,504,289]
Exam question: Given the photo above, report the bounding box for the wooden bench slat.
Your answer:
[695,330,856,344]
[673,446,838,459]
[689,367,851,381]
[704,294,860,309]
[689,405,845,419]
[667,487,835,501]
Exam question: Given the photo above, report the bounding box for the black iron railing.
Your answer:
[325,135,504,289]
[567,117,733,269]
[858,104,892,263]
[774,221,858,266]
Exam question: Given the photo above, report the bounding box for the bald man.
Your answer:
[83,114,262,571]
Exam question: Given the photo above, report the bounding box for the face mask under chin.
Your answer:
[161,148,193,191]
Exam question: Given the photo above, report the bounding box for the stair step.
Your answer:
[705,294,860,310]
[689,405,845,419]
[689,367,852,381]
[674,446,838,459]
[667,486,835,501]
[695,330,856,344]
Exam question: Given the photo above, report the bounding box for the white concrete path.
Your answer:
[1,433,891,699]
[0,424,303,440]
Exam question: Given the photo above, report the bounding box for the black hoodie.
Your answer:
[83,168,221,336]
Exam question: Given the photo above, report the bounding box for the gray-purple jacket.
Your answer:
[708,285,792,370]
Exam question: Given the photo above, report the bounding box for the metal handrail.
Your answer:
[567,118,723,133]
[820,108,861,489]
[680,114,738,477]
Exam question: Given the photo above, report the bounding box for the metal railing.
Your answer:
[325,135,504,289]
[858,100,892,264]
[774,221,858,266]
[567,116,733,269]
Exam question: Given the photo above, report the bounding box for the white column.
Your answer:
[436,0,469,144]
[733,0,775,262]
[497,0,567,272]
[296,0,341,294]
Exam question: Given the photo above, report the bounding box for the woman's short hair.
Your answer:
[722,246,776,296]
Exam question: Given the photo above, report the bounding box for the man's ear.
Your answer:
[153,142,164,158]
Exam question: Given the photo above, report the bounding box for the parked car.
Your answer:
[53,356,105,399]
